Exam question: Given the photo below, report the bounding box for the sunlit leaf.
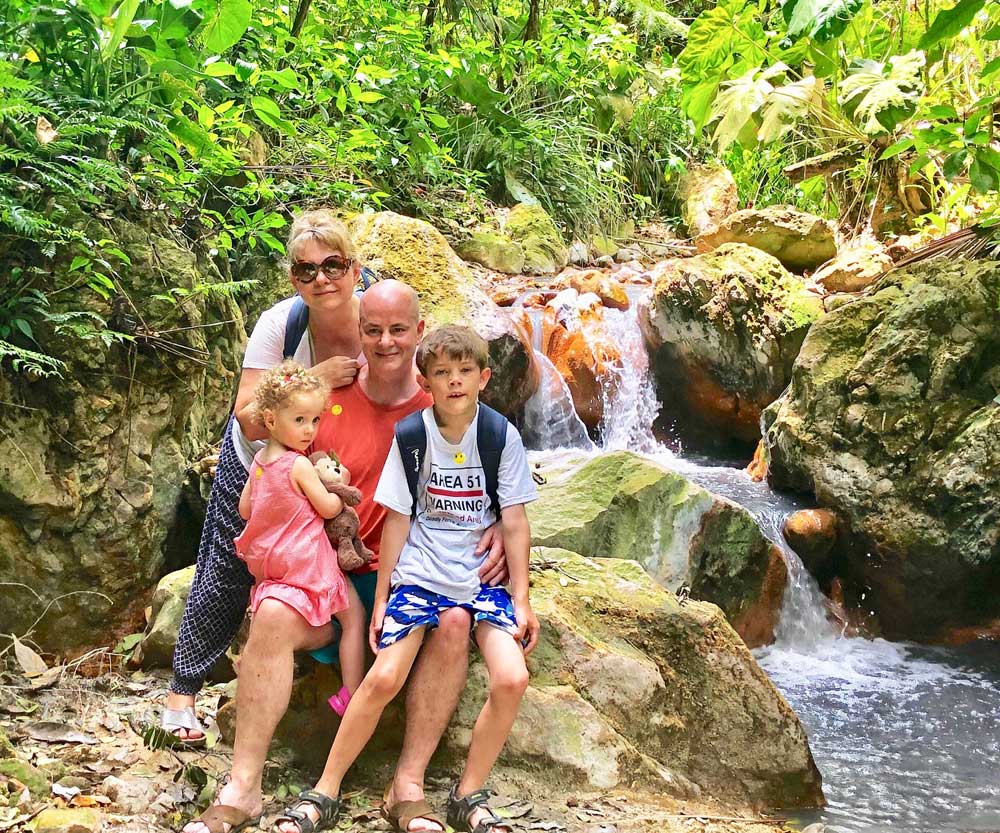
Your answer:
[781,0,864,42]
[757,75,820,142]
[199,0,251,53]
[100,0,141,60]
[838,52,924,134]
[919,0,986,50]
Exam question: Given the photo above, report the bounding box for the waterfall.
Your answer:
[522,350,595,451]
[592,300,662,453]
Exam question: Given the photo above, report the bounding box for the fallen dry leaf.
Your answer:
[35,115,58,144]
[12,636,47,678]
[28,667,64,691]
[25,722,98,745]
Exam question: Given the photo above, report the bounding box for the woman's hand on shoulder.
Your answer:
[313,356,360,389]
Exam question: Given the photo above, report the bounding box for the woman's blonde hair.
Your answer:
[251,359,329,424]
[286,209,357,262]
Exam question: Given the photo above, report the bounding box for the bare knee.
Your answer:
[359,663,407,704]
[336,602,365,635]
[490,663,529,701]
[246,600,300,648]
[428,608,472,658]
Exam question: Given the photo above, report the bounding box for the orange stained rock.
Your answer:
[684,362,765,444]
[731,544,787,648]
[542,294,624,430]
[746,440,769,482]
[782,509,839,557]
[564,269,630,311]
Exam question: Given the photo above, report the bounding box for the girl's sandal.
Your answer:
[446,784,513,833]
[272,790,341,833]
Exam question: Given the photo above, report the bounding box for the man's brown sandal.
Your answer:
[381,793,445,833]
[446,784,513,833]
[185,805,261,833]
[272,790,341,833]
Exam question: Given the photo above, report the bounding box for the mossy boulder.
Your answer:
[504,204,568,274]
[528,451,786,647]
[455,230,525,274]
[29,808,102,833]
[696,206,837,272]
[639,243,823,454]
[220,551,821,808]
[765,260,1000,640]
[138,565,196,668]
[350,212,538,415]
[0,213,245,650]
[0,759,50,796]
[678,163,738,239]
[813,236,893,293]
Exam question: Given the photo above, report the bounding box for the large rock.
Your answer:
[0,213,245,650]
[813,236,893,293]
[696,206,837,272]
[678,164,738,239]
[639,243,823,452]
[503,204,568,274]
[455,230,525,275]
[220,551,822,808]
[765,260,1000,640]
[528,451,786,647]
[349,211,538,415]
[138,566,197,668]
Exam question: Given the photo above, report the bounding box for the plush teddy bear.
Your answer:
[309,451,373,572]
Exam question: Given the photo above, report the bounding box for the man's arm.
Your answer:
[499,504,539,654]
[476,523,508,586]
[371,508,411,652]
[237,471,253,520]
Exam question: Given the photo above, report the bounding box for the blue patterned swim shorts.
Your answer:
[379,584,517,649]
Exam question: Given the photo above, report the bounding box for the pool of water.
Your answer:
[758,637,1000,833]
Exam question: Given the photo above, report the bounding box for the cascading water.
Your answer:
[521,277,1000,833]
[522,350,594,451]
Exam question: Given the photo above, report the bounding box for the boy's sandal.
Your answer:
[185,804,261,833]
[161,706,207,747]
[381,794,445,833]
[446,785,513,833]
[272,790,341,833]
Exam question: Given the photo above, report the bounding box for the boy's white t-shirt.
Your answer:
[374,405,538,603]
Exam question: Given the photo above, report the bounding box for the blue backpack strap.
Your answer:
[283,296,309,359]
[394,410,428,518]
[476,404,508,521]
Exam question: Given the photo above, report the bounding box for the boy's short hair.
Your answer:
[416,325,489,375]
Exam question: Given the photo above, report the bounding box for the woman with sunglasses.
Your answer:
[163,209,366,745]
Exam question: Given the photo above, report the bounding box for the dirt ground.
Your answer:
[0,666,797,833]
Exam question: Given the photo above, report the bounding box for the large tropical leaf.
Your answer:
[838,51,924,134]
[919,0,987,50]
[709,64,789,149]
[198,0,251,53]
[781,0,865,42]
[757,76,821,142]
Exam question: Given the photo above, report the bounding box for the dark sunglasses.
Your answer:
[291,256,354,283]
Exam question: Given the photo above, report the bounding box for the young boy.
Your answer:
[284,325,538,833]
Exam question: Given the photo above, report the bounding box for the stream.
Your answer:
[519,291,1000,833]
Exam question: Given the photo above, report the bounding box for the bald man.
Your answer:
[184,282,505,833]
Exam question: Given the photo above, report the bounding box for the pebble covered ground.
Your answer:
[0,663,794,833]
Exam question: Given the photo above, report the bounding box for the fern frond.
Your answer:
[0,339,65,377]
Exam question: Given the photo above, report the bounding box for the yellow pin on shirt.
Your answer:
[454,452,466,464]
[255,467,263,478]
[331,404,343,415]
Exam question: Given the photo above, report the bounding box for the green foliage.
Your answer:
[678,0,1000,227]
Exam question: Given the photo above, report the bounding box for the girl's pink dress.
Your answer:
[234,450,349,626]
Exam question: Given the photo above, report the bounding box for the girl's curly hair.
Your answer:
[251,360,329,424]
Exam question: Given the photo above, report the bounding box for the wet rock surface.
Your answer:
[640,244,822,453]
[766,260,1000,639]
[527,451,786,647]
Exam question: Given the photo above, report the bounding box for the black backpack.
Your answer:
[281,265,378,359]
[393,404,509,520]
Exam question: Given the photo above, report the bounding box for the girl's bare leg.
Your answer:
[334,582,366,693]
[275,628,426,833]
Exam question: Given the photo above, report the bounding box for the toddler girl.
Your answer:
[234,360,364,714]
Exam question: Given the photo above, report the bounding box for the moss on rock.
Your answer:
[455,230,525,274]
[505,204,568,274]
